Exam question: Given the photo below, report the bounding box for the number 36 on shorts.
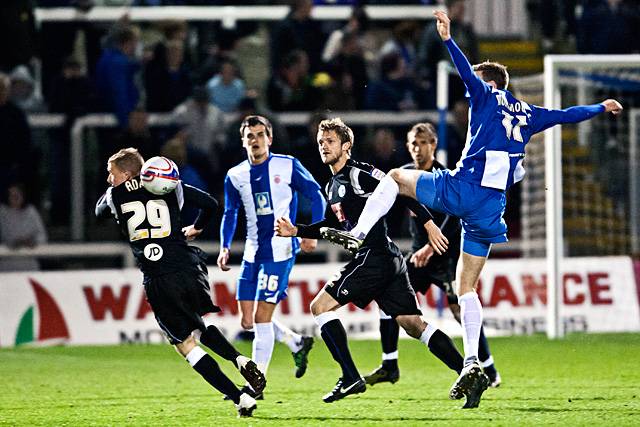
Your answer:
[258,273,279,291]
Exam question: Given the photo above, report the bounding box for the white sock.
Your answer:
[272,318,303,353]
[382,351,398,361]
[350,175,399,239]
[419,323,438,346]
[185,346,207,367]
[459,292,483,366]
[252,322,275,376]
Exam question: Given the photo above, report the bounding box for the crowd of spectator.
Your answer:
[0,0,637,256]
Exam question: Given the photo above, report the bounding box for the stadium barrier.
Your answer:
[28,111,442,241]
[1,257,638,348]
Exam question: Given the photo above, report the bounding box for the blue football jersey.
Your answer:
[221,153,326,263]
[444,38,605,191]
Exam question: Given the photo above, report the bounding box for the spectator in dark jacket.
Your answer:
[0,73,38,204]
[266,50,321,112]
[95,24,142,128]
[145,39,192,112]
[365,52,423,111]
[270,0,326,73]
[576,0,640,54]
[0,0,37,71]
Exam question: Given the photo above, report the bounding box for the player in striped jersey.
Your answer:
[217,115,326,398]
[323,10,623,408]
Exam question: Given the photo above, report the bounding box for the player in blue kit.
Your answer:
[217,115,326,398]
[322,10,623,408]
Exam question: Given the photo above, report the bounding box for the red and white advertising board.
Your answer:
[1,257,638,348]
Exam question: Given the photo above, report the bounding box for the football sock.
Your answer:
[185,346,241,404]
[252,322,275,376]
[314,312,360,382]
[199,326,240,362]
[420,324,464,374]
[478,326,497,374]
[459,292,483,366]
[379,313,400,370]
[350,175,399,239]
[272,318,304,353]
[481,355,498,378]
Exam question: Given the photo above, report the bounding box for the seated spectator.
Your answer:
[325,31,369,110]
[192,28,242,85]
[0,184,47,272]
[205,60,245,113]
[322,6,370,63]
[145,39,192,112]
[49,58,95,120]
[171,86,225,174]
[95,24,142,128]
[48,58,96,225]
[365,52,424,111]
[9,66,45,113]
[270,0,325,73]
[577,0,640,54]
[266,50,321,112]
[379,20,421,79]
[0,73,38,204]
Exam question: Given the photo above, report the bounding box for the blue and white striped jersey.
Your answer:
[445,38,605,191]
[221,153,326,263]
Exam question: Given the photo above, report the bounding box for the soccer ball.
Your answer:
[140,156,180,195]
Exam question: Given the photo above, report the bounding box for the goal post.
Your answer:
[543,55,640,339]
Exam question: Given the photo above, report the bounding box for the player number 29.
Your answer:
[120,200,171,241]
[501,111,528,142]
[258,274,279,292]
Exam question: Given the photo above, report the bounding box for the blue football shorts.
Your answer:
[236,257,295,304]
[415,168,508,246]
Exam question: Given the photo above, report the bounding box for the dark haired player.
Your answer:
[218,115,326,398]
[95,148,266,417]
[275,118,465,404]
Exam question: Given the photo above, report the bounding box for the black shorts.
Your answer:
[143,264,220,345]
[324,249,421,317]
[405,254,458,305]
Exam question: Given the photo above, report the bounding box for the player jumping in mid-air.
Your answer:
[218,115,326,398]
[96,148,266,417]
[322,10,623,408]
[364,122,501,389]
[275,118,469,405]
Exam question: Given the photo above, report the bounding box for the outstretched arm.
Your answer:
[434,10,487,99]
[531,99,622,134]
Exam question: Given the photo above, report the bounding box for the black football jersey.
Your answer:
[298,159,432,255]
[96,178,217,277]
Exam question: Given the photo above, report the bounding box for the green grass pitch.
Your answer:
[1,334,639,426]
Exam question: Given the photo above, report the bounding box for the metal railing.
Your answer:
[35,5,439,28]
[30,110,443,240]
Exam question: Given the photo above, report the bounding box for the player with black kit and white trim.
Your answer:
[95,147,265,417]
[275,118,469,404]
